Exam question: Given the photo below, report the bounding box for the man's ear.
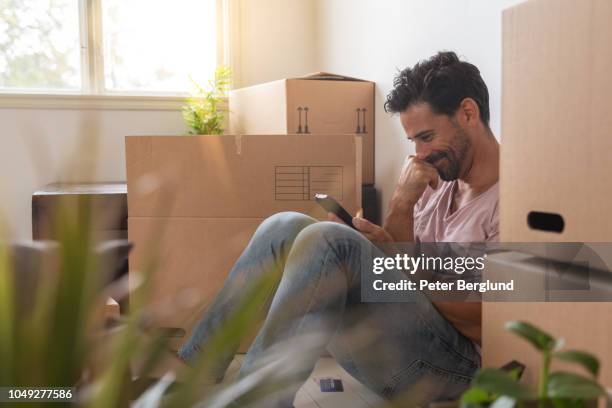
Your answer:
[458,97,481,128]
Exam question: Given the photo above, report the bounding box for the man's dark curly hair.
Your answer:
[384,51,490,126]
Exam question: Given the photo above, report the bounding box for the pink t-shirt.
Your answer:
[413,180,499,243]
[413,180,498,356]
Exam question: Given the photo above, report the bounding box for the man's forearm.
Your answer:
[383,201,415,243]
[382,155,436,242]
[433,302,482,344]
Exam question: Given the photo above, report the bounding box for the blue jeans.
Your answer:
[179,212,480,406]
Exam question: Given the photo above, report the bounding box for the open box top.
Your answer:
[293,72,371,82]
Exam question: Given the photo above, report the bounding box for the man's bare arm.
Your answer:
[434,302,482,344]
[383,156,438,242]
[383,202,415,242]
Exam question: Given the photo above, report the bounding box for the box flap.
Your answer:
[294,72,370,82]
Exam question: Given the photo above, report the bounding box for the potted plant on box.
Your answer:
[182,66,232,135]
[460,321,608,408]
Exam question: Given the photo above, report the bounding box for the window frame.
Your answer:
[0,0,237,110]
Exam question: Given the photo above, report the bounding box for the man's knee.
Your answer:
[294,221,360,249]
[256,211,316,241]
[285,221,363,288]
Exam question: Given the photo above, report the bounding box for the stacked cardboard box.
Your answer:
[484,0,612,387]
[126,134,362,349]
[32,182,127,243]
[229,72,379,220]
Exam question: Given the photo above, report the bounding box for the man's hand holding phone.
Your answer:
[327,212,394,244]
[316,193,393,244]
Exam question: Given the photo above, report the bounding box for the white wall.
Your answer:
[236,0,316,87]
[314,0,525,217]
[0,109,185,238]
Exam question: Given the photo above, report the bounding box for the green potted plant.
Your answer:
[460,321,608,408]
[182,66,232,135]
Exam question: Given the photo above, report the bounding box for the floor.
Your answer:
[223,354,386,408]
[144,349,387,407]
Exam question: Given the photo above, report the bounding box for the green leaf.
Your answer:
[460,386,492,404]
[471,368,534,399]
[547,371,606,399]
[182,65,232,135]
[550,397,586,408]
[505,321,556,352]
[0,242,15,383]
[553,351,600,377]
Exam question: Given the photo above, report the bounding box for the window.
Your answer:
[0,0,82,91]
[0,0,224,96]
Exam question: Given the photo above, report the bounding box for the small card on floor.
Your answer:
[319,378,344,392]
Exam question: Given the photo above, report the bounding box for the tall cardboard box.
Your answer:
[229,73,375,185]
[126,134,362,350]
[500,0,612,242]
[484,301,612,387]
[485,0,612,389]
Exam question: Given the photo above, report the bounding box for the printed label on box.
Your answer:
[275,166,343,201]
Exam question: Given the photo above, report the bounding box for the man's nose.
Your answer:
[414,143,431,161]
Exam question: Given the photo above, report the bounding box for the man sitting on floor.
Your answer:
[179,51,499,407]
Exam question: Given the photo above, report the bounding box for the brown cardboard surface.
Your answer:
[126,134,362,219]
[483,302,612,388]
[500,0,612,242]
[229,73,375,184]
[482,256,612,387]
[128,217,262,351]
[484,0,612,389]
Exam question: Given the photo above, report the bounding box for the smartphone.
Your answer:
[314,193,357,229]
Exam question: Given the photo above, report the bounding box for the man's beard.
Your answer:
[425,128,471,181]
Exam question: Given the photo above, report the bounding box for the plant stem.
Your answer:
[539,351,551,400]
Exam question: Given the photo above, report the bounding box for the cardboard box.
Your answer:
[482,253,612,388]
[500,0,612,242]
[126,134,362,350]
[229,73,375,184]
[482,250,612,302]
[485,0,612,389]
[128,217,261,349]
[126,134,362,218]
[483,301,612,388]
[32,182,127,242]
